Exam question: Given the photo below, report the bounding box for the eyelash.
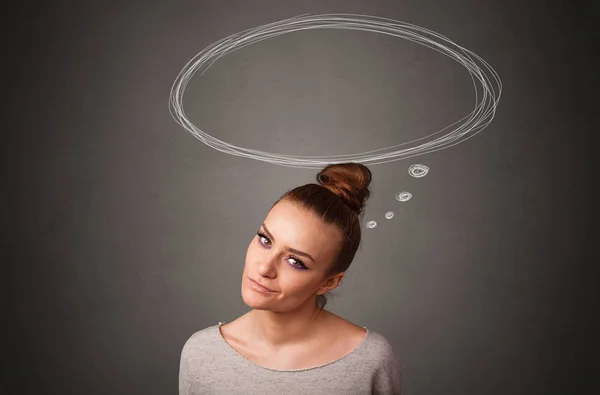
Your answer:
[256,231,308,270]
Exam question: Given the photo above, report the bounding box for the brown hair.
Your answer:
[271,162,372,309]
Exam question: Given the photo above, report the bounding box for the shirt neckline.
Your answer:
[215,321,370,372]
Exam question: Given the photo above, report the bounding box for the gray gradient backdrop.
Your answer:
[7,0,595,394]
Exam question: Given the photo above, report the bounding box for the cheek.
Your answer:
[244,240,270,275]
[278,273,322,297]
[243,241,319,293]
[245,239,260,264]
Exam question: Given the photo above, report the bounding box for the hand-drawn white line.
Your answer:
[385,211,395,219]
[169,14,502,169]
[395,192,412,202]
[408,164,429,178]
[366,220,378,229]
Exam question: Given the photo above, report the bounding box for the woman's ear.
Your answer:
[317,272,345,295]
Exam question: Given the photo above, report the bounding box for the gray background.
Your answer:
[6,0,595,394]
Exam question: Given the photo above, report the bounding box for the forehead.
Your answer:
[264,200,342,252]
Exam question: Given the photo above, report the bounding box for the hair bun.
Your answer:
[316,163,372,216]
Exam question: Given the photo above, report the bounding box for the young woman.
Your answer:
[179,163,402,394]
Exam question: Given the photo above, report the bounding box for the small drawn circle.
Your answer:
[409,164,429,178]
[395,191,412,202]
[385,211,395,219]
[366,221,377,229]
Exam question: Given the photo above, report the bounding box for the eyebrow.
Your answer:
[260,223,316,263]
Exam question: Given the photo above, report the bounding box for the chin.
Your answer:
[242,297,274,311]
[241,286,272,309]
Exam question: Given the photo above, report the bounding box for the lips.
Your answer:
[250,278,275,292]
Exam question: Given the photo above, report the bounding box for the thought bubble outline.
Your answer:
[169,13,502,169]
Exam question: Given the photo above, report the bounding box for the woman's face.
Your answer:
[241,199,344,313]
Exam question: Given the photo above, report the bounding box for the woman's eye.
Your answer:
[288,257,307,270]
[258,234,270,246]
[256,232,306,270]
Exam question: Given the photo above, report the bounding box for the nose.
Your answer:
[257,251,278,278]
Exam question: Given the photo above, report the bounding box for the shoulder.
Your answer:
[180,324,221,356]
[179,324,226,392]
[322,310,367,339]
[361,330,401,366]
[362,330,402,393]
[364,330,399,358]
[323,312,400,366]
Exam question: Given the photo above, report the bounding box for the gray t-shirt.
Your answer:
[179,322,402,394]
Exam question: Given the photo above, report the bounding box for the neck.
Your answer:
[247,302,330,350]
